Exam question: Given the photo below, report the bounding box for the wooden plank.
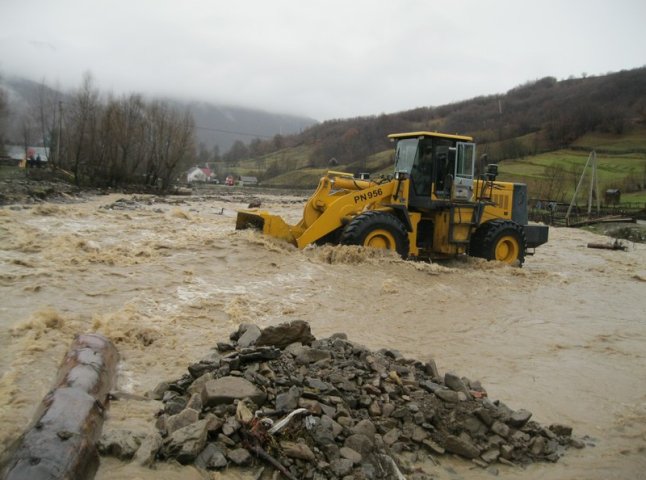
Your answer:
[0,334,119,480]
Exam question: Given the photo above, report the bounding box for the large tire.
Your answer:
[472,220,527,266]
[340,211,410,258]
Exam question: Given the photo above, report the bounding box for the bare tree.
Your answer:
[64,73,101,184]
[143,101,195,190]
[35,80,62,167]
[0,83,8,155]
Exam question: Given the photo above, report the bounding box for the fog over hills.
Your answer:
[0,75,317,152]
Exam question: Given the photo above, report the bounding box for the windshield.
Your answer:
[394,138,419,173]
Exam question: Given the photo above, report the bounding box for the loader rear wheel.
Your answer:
[473,220,527,266]
[340,211,409,258]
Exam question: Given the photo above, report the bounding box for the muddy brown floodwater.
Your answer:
[1,192,645,480]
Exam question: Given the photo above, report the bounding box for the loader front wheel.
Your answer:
[340,211,409,257]
[478,220,527,266]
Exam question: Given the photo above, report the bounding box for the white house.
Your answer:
[187,166,213,184]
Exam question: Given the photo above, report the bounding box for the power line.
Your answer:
[194,125,273,139]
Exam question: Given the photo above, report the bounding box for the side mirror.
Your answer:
[485,164,498,181]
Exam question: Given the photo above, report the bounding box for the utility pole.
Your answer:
[566,150,600,224]
[55,100,62,169]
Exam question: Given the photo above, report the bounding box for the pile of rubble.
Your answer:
[99,321,583,479]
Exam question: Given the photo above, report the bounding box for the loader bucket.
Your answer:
[235,210,298,245]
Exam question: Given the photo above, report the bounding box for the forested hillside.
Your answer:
[249,67,646,166]
[224,67,646,201]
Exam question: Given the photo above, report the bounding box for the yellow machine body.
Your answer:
[236,132,548,264]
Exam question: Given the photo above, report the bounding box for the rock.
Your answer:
[295,347,331,364]
[150,381,170,400]
[151,322,578,473]
[98,429,145,459]
[164,397,187,415]
[330,458,354,476]
[434,389,459,403]
[164,419,209,464]
[275,385,301,411]
[339,446,362,465]
[420,380,442,393]
[411,425,428,443]
[530,436,546,455]
[381,403,395,417]
[299,397,323,415]
[444,372,469,395]
[281,441,316,462]
[186,393,202,411]
[368,400,382,417]
[133,431,163,467]
[549,423,573,436]
[344,434,374,455]
[187,372,214,395]
[480,447,500,464]
[510,430,530,445]
[474,407,495,427]
[201,376,267,407]
[569,437,586,449]
[188,360,220,378]
[166,408,199,435]
[425,359,440,379]
[509,409,533,428]
[256,320,315,348]
[194,443,228,469]
[222,416,241,436]
[422,438,445,455]
[227,447,252,465]
[500,444,514,459]
[217,433,236,447]
[445,434,481,459]
[237,324,262,347]
[351,419,376,438]
[306,376,332,391]
[235,401,254,424]
[321,415,343,438]
[463,415,488,436]
[491,421,510,438]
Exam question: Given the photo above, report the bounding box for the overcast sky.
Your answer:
[1,0,644,121]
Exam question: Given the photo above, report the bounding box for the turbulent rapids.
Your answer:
[0,191,645,479]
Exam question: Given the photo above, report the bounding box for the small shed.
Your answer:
[239,176,258,186]
[604,189,621,206]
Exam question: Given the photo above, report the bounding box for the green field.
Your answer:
[572,127,646,152]
[499,150,646,181]
[497,148,646,203]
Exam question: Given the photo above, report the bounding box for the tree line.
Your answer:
[11,74,196,190]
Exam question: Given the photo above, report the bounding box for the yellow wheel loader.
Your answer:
[236,131,548,265]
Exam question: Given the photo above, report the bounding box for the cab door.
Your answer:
[453,142,476,200]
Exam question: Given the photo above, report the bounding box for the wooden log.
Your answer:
[587,242,627,251]
[0,333,119,480]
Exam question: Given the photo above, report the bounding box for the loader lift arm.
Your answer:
[236,171,406,249]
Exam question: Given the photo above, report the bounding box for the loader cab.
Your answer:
[390,132,476,209]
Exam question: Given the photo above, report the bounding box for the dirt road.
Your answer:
[1,193,644,479]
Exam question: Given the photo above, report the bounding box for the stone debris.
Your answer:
[101,320,580,478]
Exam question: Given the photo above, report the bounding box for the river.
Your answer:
[1,192,644,479]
